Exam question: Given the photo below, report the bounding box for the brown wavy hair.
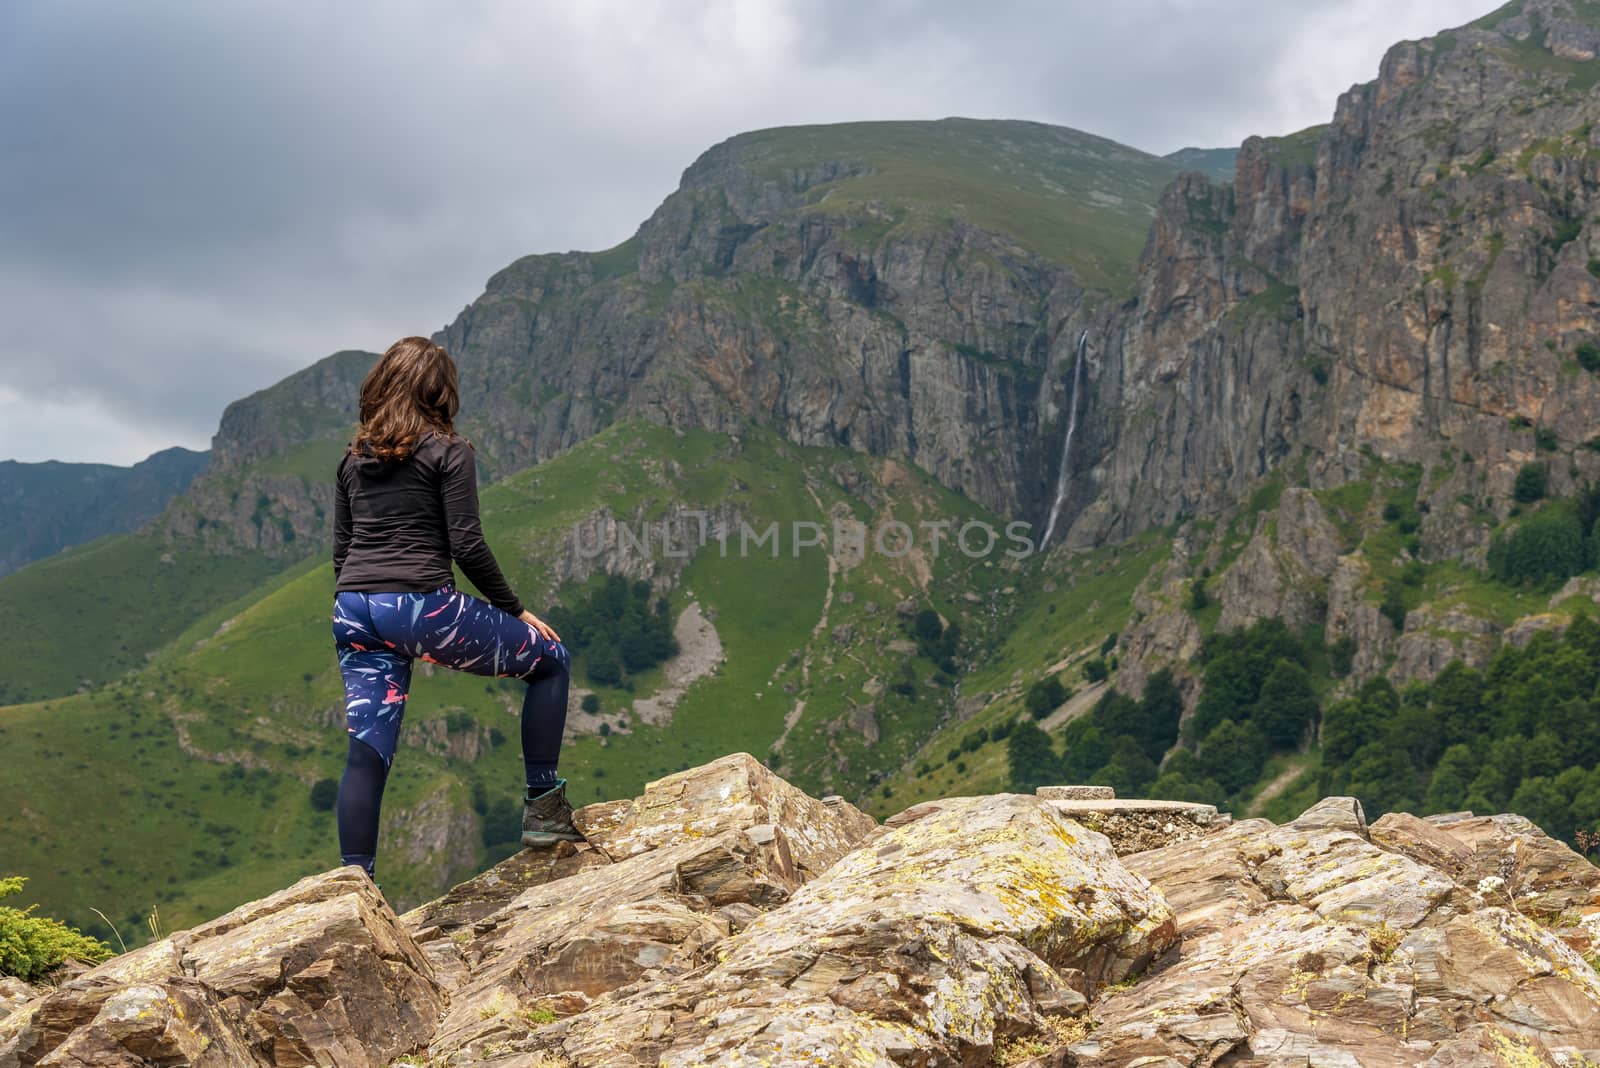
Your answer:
[350,337,461,460]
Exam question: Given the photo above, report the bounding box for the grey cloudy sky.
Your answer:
[3,0,1492,464]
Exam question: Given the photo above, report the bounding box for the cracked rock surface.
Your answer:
[1077,797,1600,1067]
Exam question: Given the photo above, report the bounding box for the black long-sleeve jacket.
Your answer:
[332,430,523,616]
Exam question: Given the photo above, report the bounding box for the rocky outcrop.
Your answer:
[5,756,1598,1066]
[0,866,440,1067]
[1215,488,1343,633]
[1391,606,1504,683]
[0,980,36,1024]
[1080,795,1600,1066]
[407,753,881,1062]
[527,792,1175,1066]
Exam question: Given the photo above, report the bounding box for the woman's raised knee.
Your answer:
[524,641,569,680]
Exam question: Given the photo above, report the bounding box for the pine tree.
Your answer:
[1256,660,1318,749]
[1133,668,1185,761]
[1423,744,1476,813]
[1199,719,1268,795]
[1344,741,1419,818]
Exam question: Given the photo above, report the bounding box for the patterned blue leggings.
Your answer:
[331,584,570,874]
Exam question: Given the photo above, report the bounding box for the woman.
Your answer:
[330,336,580,883]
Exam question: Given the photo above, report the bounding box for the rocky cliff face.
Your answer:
[436,120,1179,526]
[4,755,1597,1066]
[1059,0,1600,690]
[1079,0,1600,549]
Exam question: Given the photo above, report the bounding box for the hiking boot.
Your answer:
[521,779,584,847]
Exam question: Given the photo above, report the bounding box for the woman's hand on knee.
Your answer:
[519,609,561,643]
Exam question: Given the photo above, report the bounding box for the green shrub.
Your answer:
[1380,579,1408,632]
[1007,719,1062,792]
[1514,463,1548,504]
[309,779,338,811]
[1083,658,1110,684]
[1025,675,1067,719]
[1577,342,1600,373]
[585,650,622,688]
[1549,218,1583,252]
[1535,427,1560,452]
[480,798,521,847]
[1256,660,1320,748]
[580,693,601,714]
[0,877,113,981]
[1198,719,1269,794]
[1488,503,1590,586]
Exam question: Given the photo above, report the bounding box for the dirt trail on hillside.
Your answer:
[1247,762,1307,816]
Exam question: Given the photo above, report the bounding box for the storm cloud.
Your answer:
[1,0,1490,463]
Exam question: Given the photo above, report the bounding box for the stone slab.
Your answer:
[1043,798,1223,824]
[1038,785,1117,801]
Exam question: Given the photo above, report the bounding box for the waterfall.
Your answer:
[1038,331,1087,551]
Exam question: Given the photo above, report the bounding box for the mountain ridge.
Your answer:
[0,445,208,577]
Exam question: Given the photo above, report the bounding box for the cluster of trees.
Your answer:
[1007,667,1183,795]
[1009,620,1319,804]
[1096,620,1321,804]
[1486,489,1600,587]
[1025,674,1071,718]
[1319,618,1600,846]
[547,574,678,688]
[472,780,523,852]
[1007,609,1600,857]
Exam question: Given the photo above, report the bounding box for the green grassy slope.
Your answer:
[0,534,284,705]
[713,118,1181,291]
[876,533,1171,812]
